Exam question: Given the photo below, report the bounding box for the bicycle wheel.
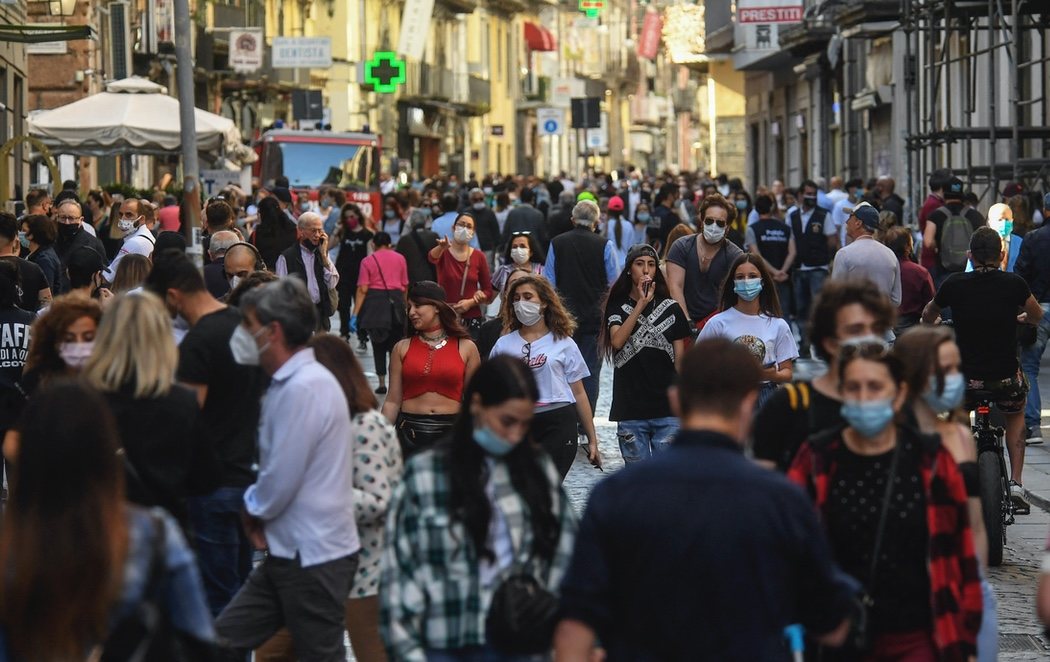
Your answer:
[978,450,1005,566]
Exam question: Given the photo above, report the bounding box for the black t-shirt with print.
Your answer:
[606,296,692,421]
[0,306,33,429]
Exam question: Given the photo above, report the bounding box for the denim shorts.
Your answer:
[616,417,679,464]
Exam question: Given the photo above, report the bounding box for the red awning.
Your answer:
[524,22,557,52]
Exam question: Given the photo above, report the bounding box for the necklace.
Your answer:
[418,332,448,375]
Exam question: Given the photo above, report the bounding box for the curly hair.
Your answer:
[809,279,896,362]
[698,192,737,225]
[24,295,102,377]
[501,275,577,339]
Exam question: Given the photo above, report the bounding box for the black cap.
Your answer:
[625,243,659,264]
[155,231,187,253]
[945,177,964,200]
[408,280,447,302]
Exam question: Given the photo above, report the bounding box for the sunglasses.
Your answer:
[511,231,532,237]
[839,338,889,360]
[521,341,532,364]
[703,218,727,228]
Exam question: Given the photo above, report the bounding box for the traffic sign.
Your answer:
[364,52,406,94]
[537,108,563,136]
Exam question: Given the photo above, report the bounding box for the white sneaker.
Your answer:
[1010,481,1031,514]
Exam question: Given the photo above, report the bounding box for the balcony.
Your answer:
[778,17,835,59]
[402,62,455,101]
[837,0,899,38]
[401,63,490,115]
[453,73,491,116]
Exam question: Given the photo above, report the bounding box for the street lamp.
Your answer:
[47,0,77,17]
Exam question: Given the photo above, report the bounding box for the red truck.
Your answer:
[254,129,383,220]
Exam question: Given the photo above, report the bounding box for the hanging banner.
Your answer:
[229,29,263,73]
[637,10,662,60]
[397,0,435,61]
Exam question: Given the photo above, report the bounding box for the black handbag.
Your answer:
[100,513,217,662]
[485,572,559,655]
[373,255,406,342]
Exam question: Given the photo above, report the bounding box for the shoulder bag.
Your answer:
[373,255,406,341]
[486,568,559,655]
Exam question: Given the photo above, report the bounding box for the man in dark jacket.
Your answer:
[543,200,618,419]
[396,214,438,283]
[502,187,548,253]
[53,198,106,293]
[275,212,337,332]
[465,187,501,266]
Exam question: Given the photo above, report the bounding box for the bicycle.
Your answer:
[968,388,1015,567]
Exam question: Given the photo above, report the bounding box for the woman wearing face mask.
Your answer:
[381,355,577,661]
[729,192,751,248]
[382,195,407,245]
[788,345,982,662]
[22,294,101,396]
[894,325,998,662]
[599,245,691,464]
[20,215,61,294]
[428,213,493,337]
[634,201,653,245]
[333,203,375,345]
[491,231,543,292]
[699,254,797,409]
[665,193,744,331]
[490,276,602,478]
[382,281,480,457]
[82,292,200,529]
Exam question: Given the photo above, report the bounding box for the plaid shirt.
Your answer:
[787,427,983,661]
[380,447,577,661]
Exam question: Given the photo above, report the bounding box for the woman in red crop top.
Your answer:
[382,281,481,457]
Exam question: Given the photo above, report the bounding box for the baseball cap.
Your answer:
[625,244,659,264]
[607,196,624,212]
[576,191,597,203]
[944,177,964,200]
[1002,182,1024,198]
[850,201,880,230]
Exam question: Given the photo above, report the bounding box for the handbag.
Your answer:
[99,514,217,662]
[485,571,559,655]
[373,256,406,339]
[839,441,902,655]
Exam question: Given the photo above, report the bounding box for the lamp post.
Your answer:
[47,0,78,17]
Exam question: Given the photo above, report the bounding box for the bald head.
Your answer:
[224,243,260,281]
[830,176,844,190]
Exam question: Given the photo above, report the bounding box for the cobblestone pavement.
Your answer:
[361,342,1050,657]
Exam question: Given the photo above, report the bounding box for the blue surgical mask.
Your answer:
[473,425,515,456]
[735,199,748,211]
[384,209,396,219]
[734,277,763,301]
[841,398,896,438]
[636,212,651,222]
[18,232,29,249]
[923,373,965,413]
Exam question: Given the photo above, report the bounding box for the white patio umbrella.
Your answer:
[27,77,252,164]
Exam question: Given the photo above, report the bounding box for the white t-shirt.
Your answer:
[489,330,589,407]
[699,307,799,372]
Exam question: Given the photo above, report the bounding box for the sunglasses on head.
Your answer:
[703,218,727,228]
[839,338,889,360]
[511,231,532,236]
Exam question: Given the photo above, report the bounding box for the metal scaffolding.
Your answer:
[902,0,1050,208]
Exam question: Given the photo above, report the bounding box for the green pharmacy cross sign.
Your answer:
[365,52,406,94]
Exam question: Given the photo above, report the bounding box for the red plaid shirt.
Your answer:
[787,427,982,661]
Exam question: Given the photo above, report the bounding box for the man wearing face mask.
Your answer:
[666,193,744,331]
[501,187,549,254]
[788,179,837,356]
[53,199,106,294]
[145,249,264,617]
[216,279,359,661]
[275,211,339,332]
[204,230,240,300]
[831,202,902,306]
[103,198,157,284]
[465,188,500,268]
[753,279,897,471]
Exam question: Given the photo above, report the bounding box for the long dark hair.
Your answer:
[502,231,542,266]
[445,356,561,563]
[0,381,127,659]
[407,294,470,340]
[607,211,626,250]
[717,253,782,318]
[599,247,671,359]
[308,334,378,415]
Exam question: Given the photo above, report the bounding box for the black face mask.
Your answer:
[57,223,81,241]
[802,196,817,209]
[302,238,320,252]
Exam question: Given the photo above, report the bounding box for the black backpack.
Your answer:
[938,206,971,271]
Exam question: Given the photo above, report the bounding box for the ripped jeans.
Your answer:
[616,417,679,464]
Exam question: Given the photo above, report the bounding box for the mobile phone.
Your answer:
[642,280,651,297]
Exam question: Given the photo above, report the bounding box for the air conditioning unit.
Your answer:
[108,2,132,81]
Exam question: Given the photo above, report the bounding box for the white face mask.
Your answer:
[472,202,486,211]
[118,218,138,235]
[510,247,530,265]
[513,300,543,326]
[228,275,242,291]
[58,341,94,369]
[229,324,268,366]
[453,226,474,243]
[703,223,726,244]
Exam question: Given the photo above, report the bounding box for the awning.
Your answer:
[524,22,556,52]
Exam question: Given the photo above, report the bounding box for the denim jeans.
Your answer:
[187,486,254,617]
[1021,303,1050,429]
[977,577,998,662]
[792,268,828,352]
[572,331,602,417]
[617,417,679,464]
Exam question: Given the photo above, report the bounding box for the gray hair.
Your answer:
[571,200,600,227]
[56,198,82,216]
[297,211,323,231]
[469,187,484,197]
[558,191,575,205]
[240,278,317,348]
[208,230,239,258]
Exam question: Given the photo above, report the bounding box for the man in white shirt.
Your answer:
[103,198,156,282]
[215,278,360,661]
[825,176,849,208]
[275,212,339,331]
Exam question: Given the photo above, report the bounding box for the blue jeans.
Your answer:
[187,486,254,617]
[792,268,828,352]
[572,331,601,418]
[1021,303,1050,429]
[977,577,998,662]
[617,417,679,463]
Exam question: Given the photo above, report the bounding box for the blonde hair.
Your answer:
[82,292,177,398]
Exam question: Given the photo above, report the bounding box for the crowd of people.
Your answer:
[0,168,1047,661]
